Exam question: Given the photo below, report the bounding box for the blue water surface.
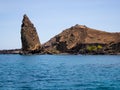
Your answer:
[0,55,120,90]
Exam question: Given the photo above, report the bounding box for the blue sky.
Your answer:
[0,0,120,49]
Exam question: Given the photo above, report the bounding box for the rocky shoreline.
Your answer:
[0,48,120,55]
[0,15,120,55]
[0,49,21,54]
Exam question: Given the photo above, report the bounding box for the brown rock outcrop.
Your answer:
[21,14,41,52]
[43,24,120,54]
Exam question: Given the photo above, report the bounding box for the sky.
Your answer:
[0,0,120,49]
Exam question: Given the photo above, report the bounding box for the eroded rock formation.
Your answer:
[1,15,120,55]
[21,14,41,52]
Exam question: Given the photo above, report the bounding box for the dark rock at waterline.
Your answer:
[0,49,21,54]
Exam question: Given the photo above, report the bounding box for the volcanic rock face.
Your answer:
[21,15,41,51]
[43,24,120,54]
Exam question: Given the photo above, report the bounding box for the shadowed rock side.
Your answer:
[21,15,41,54]
[43,24,120,54]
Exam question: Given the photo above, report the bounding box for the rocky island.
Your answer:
[0,15,120,55]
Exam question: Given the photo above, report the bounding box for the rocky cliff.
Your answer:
[43,24,120,54]
[21,15,41,53]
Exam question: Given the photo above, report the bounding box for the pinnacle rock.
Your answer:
[21,14,41,51]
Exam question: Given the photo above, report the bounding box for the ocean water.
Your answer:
[0,55,120,90]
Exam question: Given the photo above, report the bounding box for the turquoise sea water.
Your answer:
[0,55,120,90]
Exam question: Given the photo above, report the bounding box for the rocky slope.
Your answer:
[43,24,120,54]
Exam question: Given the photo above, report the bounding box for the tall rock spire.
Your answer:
[21,14,41,51]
